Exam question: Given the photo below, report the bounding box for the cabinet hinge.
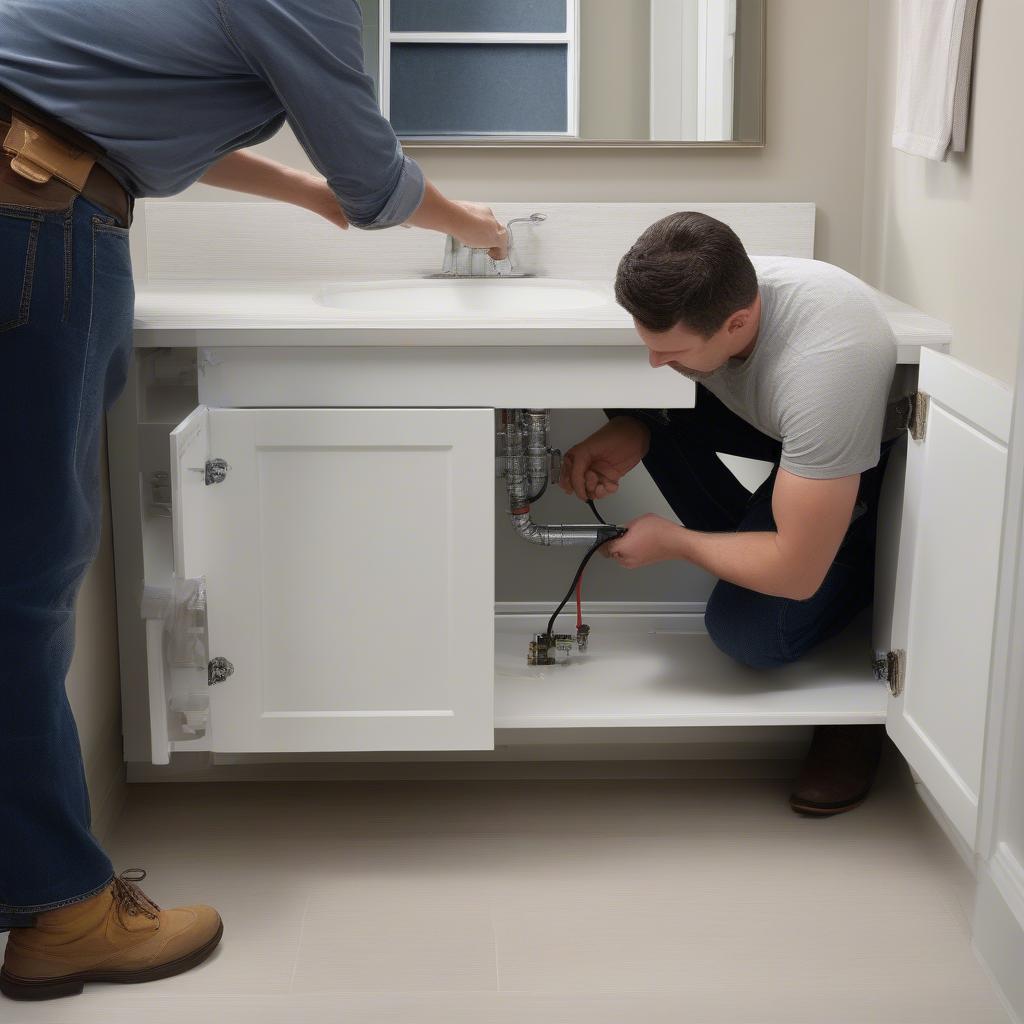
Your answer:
[909,392,929,441]
[190,458,230,485]
[891,392,930,441]
[207,657,234,686]
[873,649,906,697]
[205,458,229,485]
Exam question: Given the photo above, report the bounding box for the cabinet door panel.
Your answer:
[175,407,494,753]
[887,350,1012,847]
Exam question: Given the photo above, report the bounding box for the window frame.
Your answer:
[378,0,581,139]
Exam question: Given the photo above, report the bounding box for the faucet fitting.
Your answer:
[437,212,547,278]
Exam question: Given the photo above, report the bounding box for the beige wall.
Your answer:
[861,0,1024,384]
[182,0,871,273]
[66,441,125,841]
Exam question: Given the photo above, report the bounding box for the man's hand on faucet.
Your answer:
[451,201,509,259]
[404,182,508,259]
[559,416,652,501]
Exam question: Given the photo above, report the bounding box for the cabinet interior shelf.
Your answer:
[494,612,886,730]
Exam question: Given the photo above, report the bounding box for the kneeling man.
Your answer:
[560,212,899,815]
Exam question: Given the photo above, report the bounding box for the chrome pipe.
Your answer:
[525,409,550,502]
[508,511,620,547]
[501,408,621,547]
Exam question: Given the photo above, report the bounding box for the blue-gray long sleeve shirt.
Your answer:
[0,0,424,227]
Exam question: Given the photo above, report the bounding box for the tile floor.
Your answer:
[0,753,1010,1024]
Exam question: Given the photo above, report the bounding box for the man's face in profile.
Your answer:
[634,320,728,379]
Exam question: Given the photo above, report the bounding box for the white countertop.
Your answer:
[133,279,953,362]
[134,279,630,339]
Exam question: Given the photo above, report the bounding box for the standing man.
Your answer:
[0,0,504,1001]
[561,212,899,816]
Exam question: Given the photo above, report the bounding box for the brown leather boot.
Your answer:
[1,870,222,1001]
[789,724,885,816]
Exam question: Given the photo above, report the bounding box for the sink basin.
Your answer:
[316,278,613,319]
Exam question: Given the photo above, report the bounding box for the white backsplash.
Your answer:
[140,200,815,284]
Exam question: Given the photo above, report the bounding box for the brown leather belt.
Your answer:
[0,100,131,227]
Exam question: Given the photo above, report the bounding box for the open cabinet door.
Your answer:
[170,406,214,582]
[882,349,1013,848]
[170,406,495,754]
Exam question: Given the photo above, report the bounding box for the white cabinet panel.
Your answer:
[886,350,1012,847]
[171,407,494,753]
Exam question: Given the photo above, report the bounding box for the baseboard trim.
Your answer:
[973,849,1024,1024]
[127,754,804,784]
[989,843,1024,934]
[913,776,977,874]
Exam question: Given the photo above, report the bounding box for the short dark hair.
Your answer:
[614,212,758,337]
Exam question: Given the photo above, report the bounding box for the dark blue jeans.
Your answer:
[0,192,133,928]
[611,388,891,669]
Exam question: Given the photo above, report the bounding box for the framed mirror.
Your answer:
[358,0,765,147]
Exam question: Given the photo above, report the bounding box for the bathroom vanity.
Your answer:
[108,201,1011,856]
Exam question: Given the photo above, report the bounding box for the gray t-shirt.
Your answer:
[0,0,423,227]
[697,256,898,480]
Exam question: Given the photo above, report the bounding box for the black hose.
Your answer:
[544,538,612,639]
[543,499,623,639]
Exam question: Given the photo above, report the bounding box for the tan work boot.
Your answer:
[1,870,222,1001]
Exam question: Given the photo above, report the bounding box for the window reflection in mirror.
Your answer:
[358,0,765,145]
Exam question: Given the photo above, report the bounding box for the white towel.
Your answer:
[892,0,970,161]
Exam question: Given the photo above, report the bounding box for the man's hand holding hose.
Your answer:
[559,416,688,569]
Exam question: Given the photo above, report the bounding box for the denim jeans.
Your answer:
[610,387,891,669]
[0,191,134,928]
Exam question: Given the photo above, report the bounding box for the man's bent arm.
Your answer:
[199,151,506,254]
[671,471,860,600]
[199,150,348,223]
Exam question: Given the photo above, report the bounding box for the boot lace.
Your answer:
[112,868,161,924]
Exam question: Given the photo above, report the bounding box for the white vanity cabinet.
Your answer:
[117,342,1012,855]
[109,201,1013,862]
[165,404,494,755]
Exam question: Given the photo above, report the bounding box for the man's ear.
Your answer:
[726,307,750,335]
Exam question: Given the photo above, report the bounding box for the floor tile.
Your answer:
[0,764,1008,1024]
[290,873,497,994]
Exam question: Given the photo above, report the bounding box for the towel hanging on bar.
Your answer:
[892,0,981,161]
